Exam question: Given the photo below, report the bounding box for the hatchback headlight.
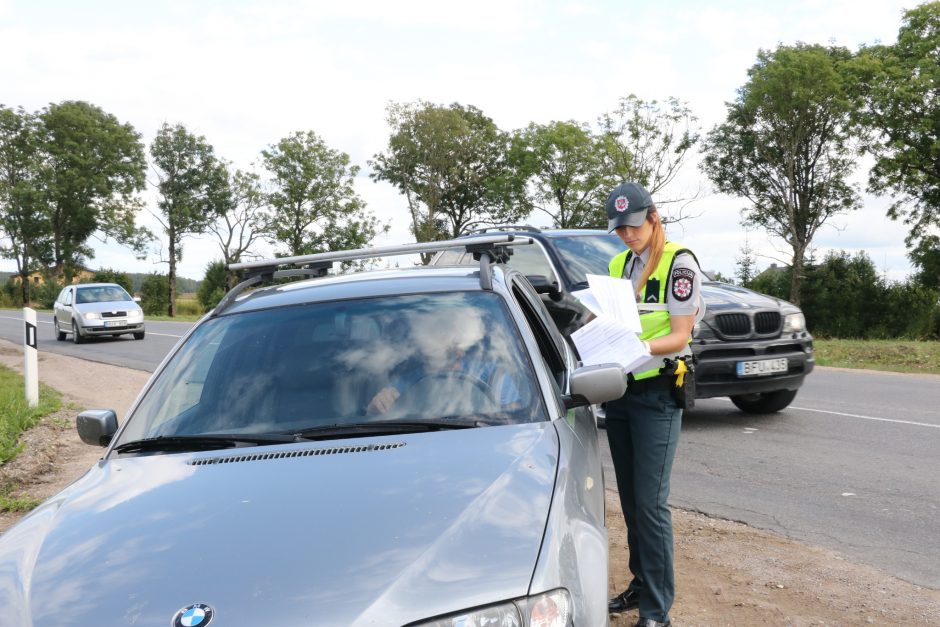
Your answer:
[128,309,143,319]
[413,589,571,627]
[83,312,101,320]
[783,312,806,333]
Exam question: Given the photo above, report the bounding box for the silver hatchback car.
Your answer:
[1,237,626,627]
[52,282,145,343]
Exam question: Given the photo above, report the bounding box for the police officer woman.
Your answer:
[604,182,704,627]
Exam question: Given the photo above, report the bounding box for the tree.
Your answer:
[701,44,862,305]
[853,2,940,273]
[262,131,382,259]
[909,234,940,290]
[507,121,616,228]
[597,95,701,215]
[208,169,268,288]
[0,106,50,304]
[38,101,149,277]
[371,101,526,257]
[149,122,230,316]
[735,230,759,287]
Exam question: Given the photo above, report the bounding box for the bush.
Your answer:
[140,273,169,316]
[92,268,133,294]
[197,261,228,311]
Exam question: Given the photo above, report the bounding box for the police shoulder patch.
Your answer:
[671,267,695,302]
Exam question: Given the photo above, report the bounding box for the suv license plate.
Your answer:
[736,358,788,377]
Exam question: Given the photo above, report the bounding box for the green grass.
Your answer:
[0,489,42,512]
[813,339,940,375]
[0,365,63,466]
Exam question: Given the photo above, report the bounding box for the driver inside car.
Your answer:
[366,338,522,416]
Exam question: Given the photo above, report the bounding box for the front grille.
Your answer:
[101,311,126,318]
[755,311,781,334]
[715,313,751,336]
[189,441,406,467]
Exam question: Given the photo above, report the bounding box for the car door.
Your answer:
[55,287,71,326]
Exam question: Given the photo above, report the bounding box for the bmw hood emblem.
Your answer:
[172,603,215,627]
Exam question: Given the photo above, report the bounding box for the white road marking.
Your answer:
[0,315,183,338]
[712,396,940,430]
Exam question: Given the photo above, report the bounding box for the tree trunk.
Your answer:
[789,246,804,306]
[168,224,177,317]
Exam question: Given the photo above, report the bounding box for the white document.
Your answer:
[585,274,641,332]
[571,314,650,373]
[571,288,602,317]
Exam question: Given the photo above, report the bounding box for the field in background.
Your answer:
[813,339,940,375]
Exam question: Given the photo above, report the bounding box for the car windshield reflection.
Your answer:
[115,291,546,446]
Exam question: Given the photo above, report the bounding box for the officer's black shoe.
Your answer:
[634,618,671,627]
[608,589,639,613]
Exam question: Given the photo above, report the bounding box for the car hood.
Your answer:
[74,300,140,314]
[701,281,791,311]
[0,423,558,627]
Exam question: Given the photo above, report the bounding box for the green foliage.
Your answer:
[263,130,383,259]
[92,268,133,294]
[0,365,62,466]
[140,273,170,316]
[38,101,150,271]
[908,235,940,290]
[174,295,204,316]
[814,339,940,375]
[701,43,862,305]
[30,275,66,309]
[597,95,700,202]
[853,2,940,256]
[197,260,227,310]
[371,101,524,250]
[507,121,616,228]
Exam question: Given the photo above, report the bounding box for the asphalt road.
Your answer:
[2,309,938,588]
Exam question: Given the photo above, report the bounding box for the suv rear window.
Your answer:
[119,291,546,442]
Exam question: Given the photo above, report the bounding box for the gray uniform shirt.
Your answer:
[622,246,705,366]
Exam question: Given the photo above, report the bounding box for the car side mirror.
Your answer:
[563,364,626,409]
[526,275,562,301]
[76,409,118,447]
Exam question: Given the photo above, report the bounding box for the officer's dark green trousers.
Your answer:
[605,380,682,622]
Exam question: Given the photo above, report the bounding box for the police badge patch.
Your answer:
[671,267,695,301]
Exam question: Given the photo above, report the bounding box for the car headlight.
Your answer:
[413,589,571,627]
[782,312,806,333]
[128,309,143,319]
[83,312,101,320]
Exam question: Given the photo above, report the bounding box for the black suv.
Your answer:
[432,227,815,414]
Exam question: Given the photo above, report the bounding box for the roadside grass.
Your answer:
[813,339,940,375]
[0,365,63,466]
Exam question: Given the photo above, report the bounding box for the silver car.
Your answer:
[0,237,626,627]
[52,282,145,343]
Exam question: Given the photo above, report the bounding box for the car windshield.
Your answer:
[116,291,546,444]
[76,285,133,304]
[548,232,624,283]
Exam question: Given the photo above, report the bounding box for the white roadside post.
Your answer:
[23,307,39,407]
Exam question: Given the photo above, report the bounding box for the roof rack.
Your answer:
[213,235,533,317]
[467,224,542,234]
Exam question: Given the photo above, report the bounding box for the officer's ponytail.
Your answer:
[635,205,666,298]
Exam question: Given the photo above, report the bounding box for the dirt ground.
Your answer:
[1,339,938,626]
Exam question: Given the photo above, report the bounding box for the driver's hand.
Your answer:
[367,386,400,415]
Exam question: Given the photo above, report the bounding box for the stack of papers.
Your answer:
[571,274,651,375]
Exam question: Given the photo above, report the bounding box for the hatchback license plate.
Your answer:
[103,320,123,328]
[736,358,788,377]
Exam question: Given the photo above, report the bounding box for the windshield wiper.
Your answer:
[113,433,298,454]
[293,419,478,440]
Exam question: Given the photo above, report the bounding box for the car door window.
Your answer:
[510,275,566,384]
[64,288,72,306]
[505,241,559,283]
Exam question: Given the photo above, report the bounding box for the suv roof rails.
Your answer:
[467,224,542,234]
[212,235,533,317]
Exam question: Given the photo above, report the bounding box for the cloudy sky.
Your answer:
[0,0,920,282]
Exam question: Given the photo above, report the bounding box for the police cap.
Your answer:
[605,182,653,232]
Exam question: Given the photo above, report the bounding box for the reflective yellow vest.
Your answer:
[608,241,697,380]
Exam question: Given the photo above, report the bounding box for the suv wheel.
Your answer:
[54,318,66,341]
[730,389,798,414]
[71,320,85,345]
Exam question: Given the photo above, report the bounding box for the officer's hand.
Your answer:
[367,386,401,415]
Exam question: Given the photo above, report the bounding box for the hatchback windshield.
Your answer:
[76,285,134,304]
[116,291,545,444]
